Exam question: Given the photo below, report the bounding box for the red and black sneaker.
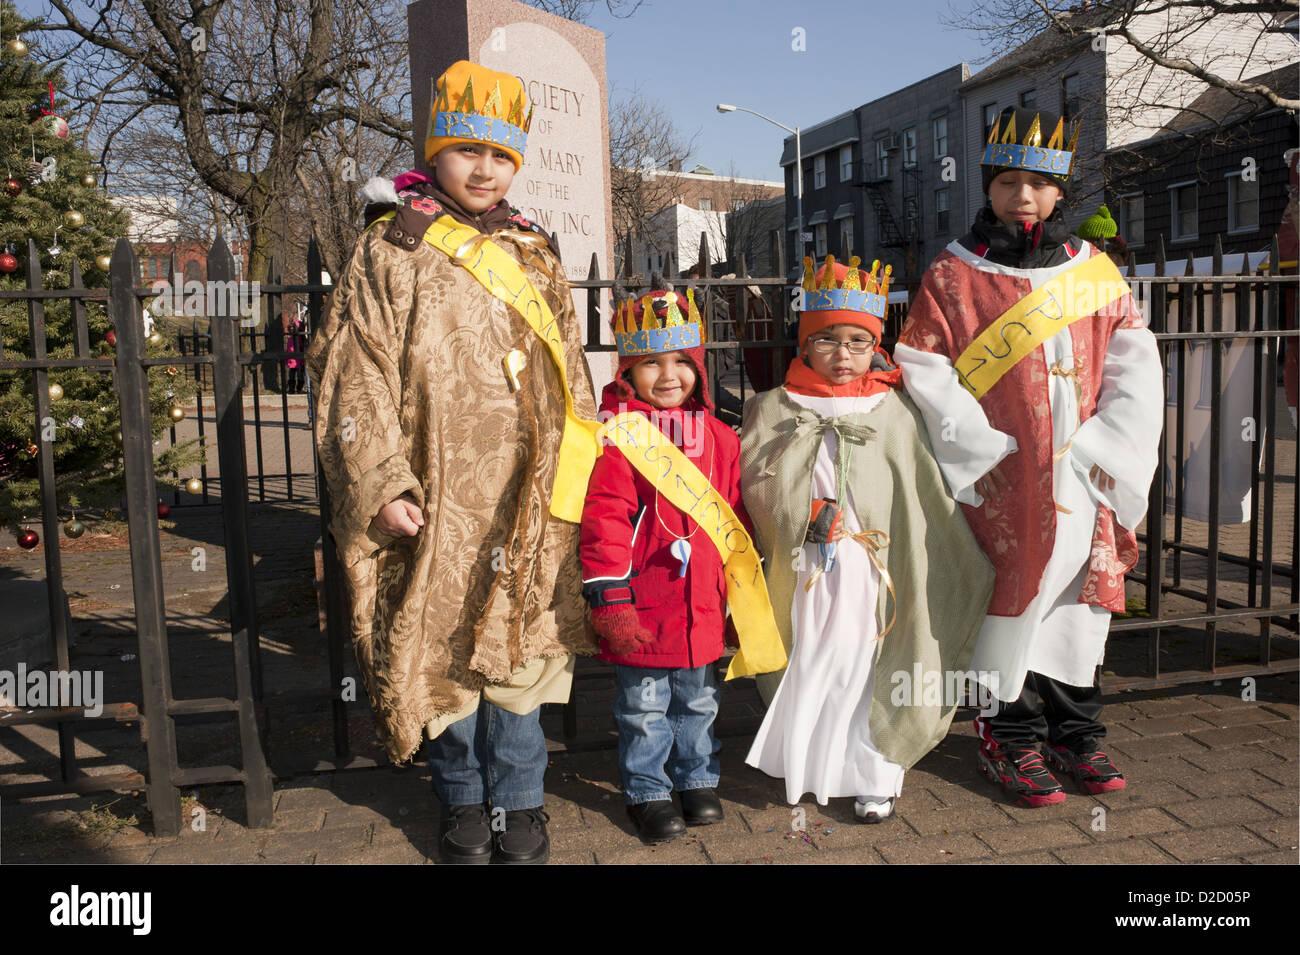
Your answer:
[978,747,1067,807]
[1044,744,1127,794]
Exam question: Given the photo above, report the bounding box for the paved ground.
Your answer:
[0,676,1294,864]
[0,396,1296,864]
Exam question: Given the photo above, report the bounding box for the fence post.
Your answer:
[307,238,351,759]
[1203,236,1224,670]
[208,235,275,827]
[25,239,76,782]
[111,237,183,836]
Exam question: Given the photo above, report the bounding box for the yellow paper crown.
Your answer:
[425,61,533,169]
[801,255,892,300]
[612,288,707,357]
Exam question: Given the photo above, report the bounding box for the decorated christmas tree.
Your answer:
[0,0,200,536]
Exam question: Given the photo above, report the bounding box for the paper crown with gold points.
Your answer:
[799,255,890,343]
[612,283,707,358]
[981,105,1080,193]
[425,61,533,170]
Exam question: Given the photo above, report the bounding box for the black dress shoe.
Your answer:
[627,799,687,843]
[438,803,493,864]
[494,807,550,865]
[678,787,724,826]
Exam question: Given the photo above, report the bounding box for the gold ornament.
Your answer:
[94,253,112,271]
[113,429,122,445]
[47,382,63,401]
[5,37,27,56]
[80,172,97,188]
[169,405,186,423]
[64,518,85,539]
[148,330,163,346]
[184,477,203,495]
[64,210,85,229]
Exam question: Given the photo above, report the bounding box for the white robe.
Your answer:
[895,244,1165,702]
[745,390,906,805]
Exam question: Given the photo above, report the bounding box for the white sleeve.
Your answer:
[1067,327,1165,530]
[894,342,1019,507]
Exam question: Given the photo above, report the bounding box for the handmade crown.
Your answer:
[981,111,1080,179]
[428,65,533,163]
[801,255,890,320]
[613,288,706,358]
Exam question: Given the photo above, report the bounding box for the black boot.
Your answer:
[678,787,724,826]
[493,807,550,865]
[627,799,686,843]
[438,803,493,864]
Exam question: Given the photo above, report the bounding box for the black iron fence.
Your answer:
[0,229,1296,835]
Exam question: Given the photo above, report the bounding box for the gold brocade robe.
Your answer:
[307,221,599,765]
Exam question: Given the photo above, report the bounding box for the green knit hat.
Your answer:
[1077,206,1118,242]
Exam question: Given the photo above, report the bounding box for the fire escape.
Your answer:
[857,144,922,268]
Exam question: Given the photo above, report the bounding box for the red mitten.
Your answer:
[591,604,654,656]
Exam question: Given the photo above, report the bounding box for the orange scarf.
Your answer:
[782,350,904,398]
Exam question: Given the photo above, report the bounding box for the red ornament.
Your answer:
[0,252,17,274]
[157,501,170,519]
[105,329,116,347]
[18,529,39,550]
[4,177,21,197]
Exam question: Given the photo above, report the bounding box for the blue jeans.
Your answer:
[613,664,721,805]
[425,700,546,811]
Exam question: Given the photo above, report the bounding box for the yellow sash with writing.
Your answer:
[955,252,1129,400]
[599,412,788,679]
[371,210,601,523]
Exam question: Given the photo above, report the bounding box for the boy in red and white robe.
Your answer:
[895,106,1164,806]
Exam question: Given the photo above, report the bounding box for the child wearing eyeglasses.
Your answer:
[740,255,994,822]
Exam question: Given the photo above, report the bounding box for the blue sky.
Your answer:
[14,0,994,184]
[587,0,992,182]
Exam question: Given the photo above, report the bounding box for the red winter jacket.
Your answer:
[580,382,749,669]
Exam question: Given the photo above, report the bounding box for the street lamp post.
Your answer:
[717,103,804,268]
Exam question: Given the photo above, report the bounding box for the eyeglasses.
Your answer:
[806,337,876,355]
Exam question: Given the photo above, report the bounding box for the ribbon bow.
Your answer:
[791,410,876,513]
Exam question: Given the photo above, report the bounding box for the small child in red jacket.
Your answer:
[580,280,745,844]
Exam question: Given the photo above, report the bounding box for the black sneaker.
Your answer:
[978,747,1067,807]
[438,802,493,864]
[493,807,550,865]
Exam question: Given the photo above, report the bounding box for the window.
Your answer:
[935,188,950,233]
[698,198,712,211]
[814,222,827,257]
[1019,88,1037,109]
[902,127,917,167]
[1227,172,1260,233]
[932,116,948,158]
[814,154,827,189]
[1061,73,1081,121]
[982,103,999,139]
[769,229,780,270]
[875,138,890,178]
[840,217,854,258]
[1119,193,1145,247]
[1169,182,1198,241]
[840,145,854,182]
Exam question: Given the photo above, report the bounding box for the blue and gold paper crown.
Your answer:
[613,288,706,358]
[800,255,891,320]
[426,63,534,166]
[981,111,1080,179]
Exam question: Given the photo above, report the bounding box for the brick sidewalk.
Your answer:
[1,677,1294,865]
